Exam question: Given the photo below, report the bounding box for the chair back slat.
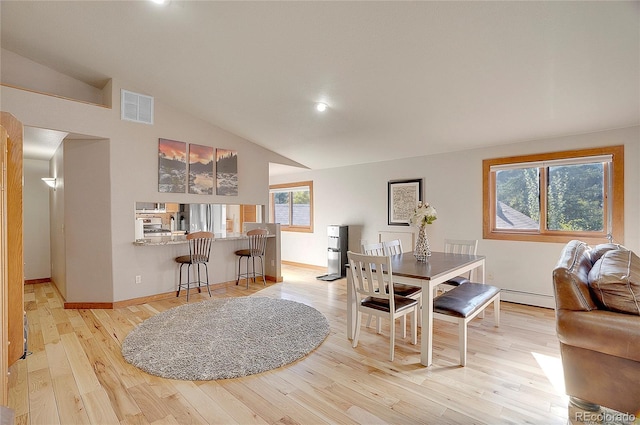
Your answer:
[348,251,394,308]
[444,239,478,280]
[444,239,478,255]
[361,242,385,256]
[247,228,268,256]
[187,231,214,263]
[383,239,403,256]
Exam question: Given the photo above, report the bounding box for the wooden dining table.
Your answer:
[346,251,486,366]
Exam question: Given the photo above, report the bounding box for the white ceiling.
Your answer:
[2,1,638,170]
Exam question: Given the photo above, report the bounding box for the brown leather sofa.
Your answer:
[553,240,640,415]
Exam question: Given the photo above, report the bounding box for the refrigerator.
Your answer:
[182,203,227,234]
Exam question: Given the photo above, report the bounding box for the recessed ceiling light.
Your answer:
[150,0,168,5]
[315,102,328,112]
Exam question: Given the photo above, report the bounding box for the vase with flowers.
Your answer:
[409,201,437,262]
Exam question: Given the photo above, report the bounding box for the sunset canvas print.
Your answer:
[188,144,214,194]
[158,138,187,193]
[216,148,238,196]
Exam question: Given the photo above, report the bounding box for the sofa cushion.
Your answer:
[588,248,640,315]
[589,243,623,263]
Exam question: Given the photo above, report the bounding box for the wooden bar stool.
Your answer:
[175,231,214,301]
[235,229,268,288]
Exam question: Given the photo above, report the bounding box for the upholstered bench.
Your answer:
[433,282,501,366]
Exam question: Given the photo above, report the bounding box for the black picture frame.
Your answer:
[388,178,423,226]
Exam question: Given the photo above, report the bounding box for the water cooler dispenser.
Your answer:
[317,225,348,281]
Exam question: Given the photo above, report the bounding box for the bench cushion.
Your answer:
[434,282,500,318]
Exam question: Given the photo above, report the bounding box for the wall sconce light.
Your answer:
[41,177,57,190]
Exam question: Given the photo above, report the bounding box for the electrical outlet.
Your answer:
[486,272,494,282]
[135,275,142,284]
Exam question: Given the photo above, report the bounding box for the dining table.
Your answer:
[346,250,486,366]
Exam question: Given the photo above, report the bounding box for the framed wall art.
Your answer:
[158,138,187,193]
[388,178,423,225]
[216,148,238,196]
[188,143,214,194]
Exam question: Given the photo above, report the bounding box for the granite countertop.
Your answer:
[133,232,270,246]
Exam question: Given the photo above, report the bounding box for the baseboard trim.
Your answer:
[25,277,51,285]
[500,289,555,309]
[64,302,114,309]
[282,260,326,271]
[64,277,279,310]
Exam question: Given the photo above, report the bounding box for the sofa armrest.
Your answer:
[552,240,598,311]
[553,267,598,311]
[556,309,640,362]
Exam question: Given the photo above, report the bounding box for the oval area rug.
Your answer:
[121,296,330,380]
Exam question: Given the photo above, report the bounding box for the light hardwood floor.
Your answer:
[8,264,571,424]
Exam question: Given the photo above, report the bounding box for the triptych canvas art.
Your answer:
[158,138,238,195]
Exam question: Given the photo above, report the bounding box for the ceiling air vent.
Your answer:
[121,89,154,125]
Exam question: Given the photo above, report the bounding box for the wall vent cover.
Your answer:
[121,89,154,125]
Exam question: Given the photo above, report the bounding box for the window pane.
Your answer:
[547,163,604,231]
[273,191,290,225]
[292,189,310,226]
[495,168,540,230]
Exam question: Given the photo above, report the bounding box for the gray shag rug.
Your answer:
[121,296,330,380]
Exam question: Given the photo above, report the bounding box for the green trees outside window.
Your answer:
[483,146,623,244]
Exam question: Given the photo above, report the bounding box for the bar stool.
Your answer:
[175,231,214,301]
[235,228,268,288]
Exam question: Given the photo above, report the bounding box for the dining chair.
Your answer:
[363,239,421,329]
[382,239,403,256]
[347,251,418,361]
[443,239,479,289]
[382,238,422,326]
[361,241,388,330]
[175,231,214,301]
[235,228,268,288]
[361,241,385,255]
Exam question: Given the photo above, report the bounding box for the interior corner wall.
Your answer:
[1,48,105,104]
[50,143,66,298]
[23,159,51,280]
[270,126,640,308]
[63,138,113,303]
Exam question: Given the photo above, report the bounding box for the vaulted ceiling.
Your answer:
[2,1,638,170]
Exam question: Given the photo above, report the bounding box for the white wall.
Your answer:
[270,126,640,308]
[23,159,51,280]
[1,52,299,303]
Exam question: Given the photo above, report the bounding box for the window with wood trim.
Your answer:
[269,181,314,233]
[483,146,624,244]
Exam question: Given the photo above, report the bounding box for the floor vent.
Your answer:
[121,89,154,125]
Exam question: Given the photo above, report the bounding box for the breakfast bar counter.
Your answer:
[130,223,282,297]
[133,232,273,246]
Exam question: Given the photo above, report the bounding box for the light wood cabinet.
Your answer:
[0,125,8,406]
[0,112,24,405]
